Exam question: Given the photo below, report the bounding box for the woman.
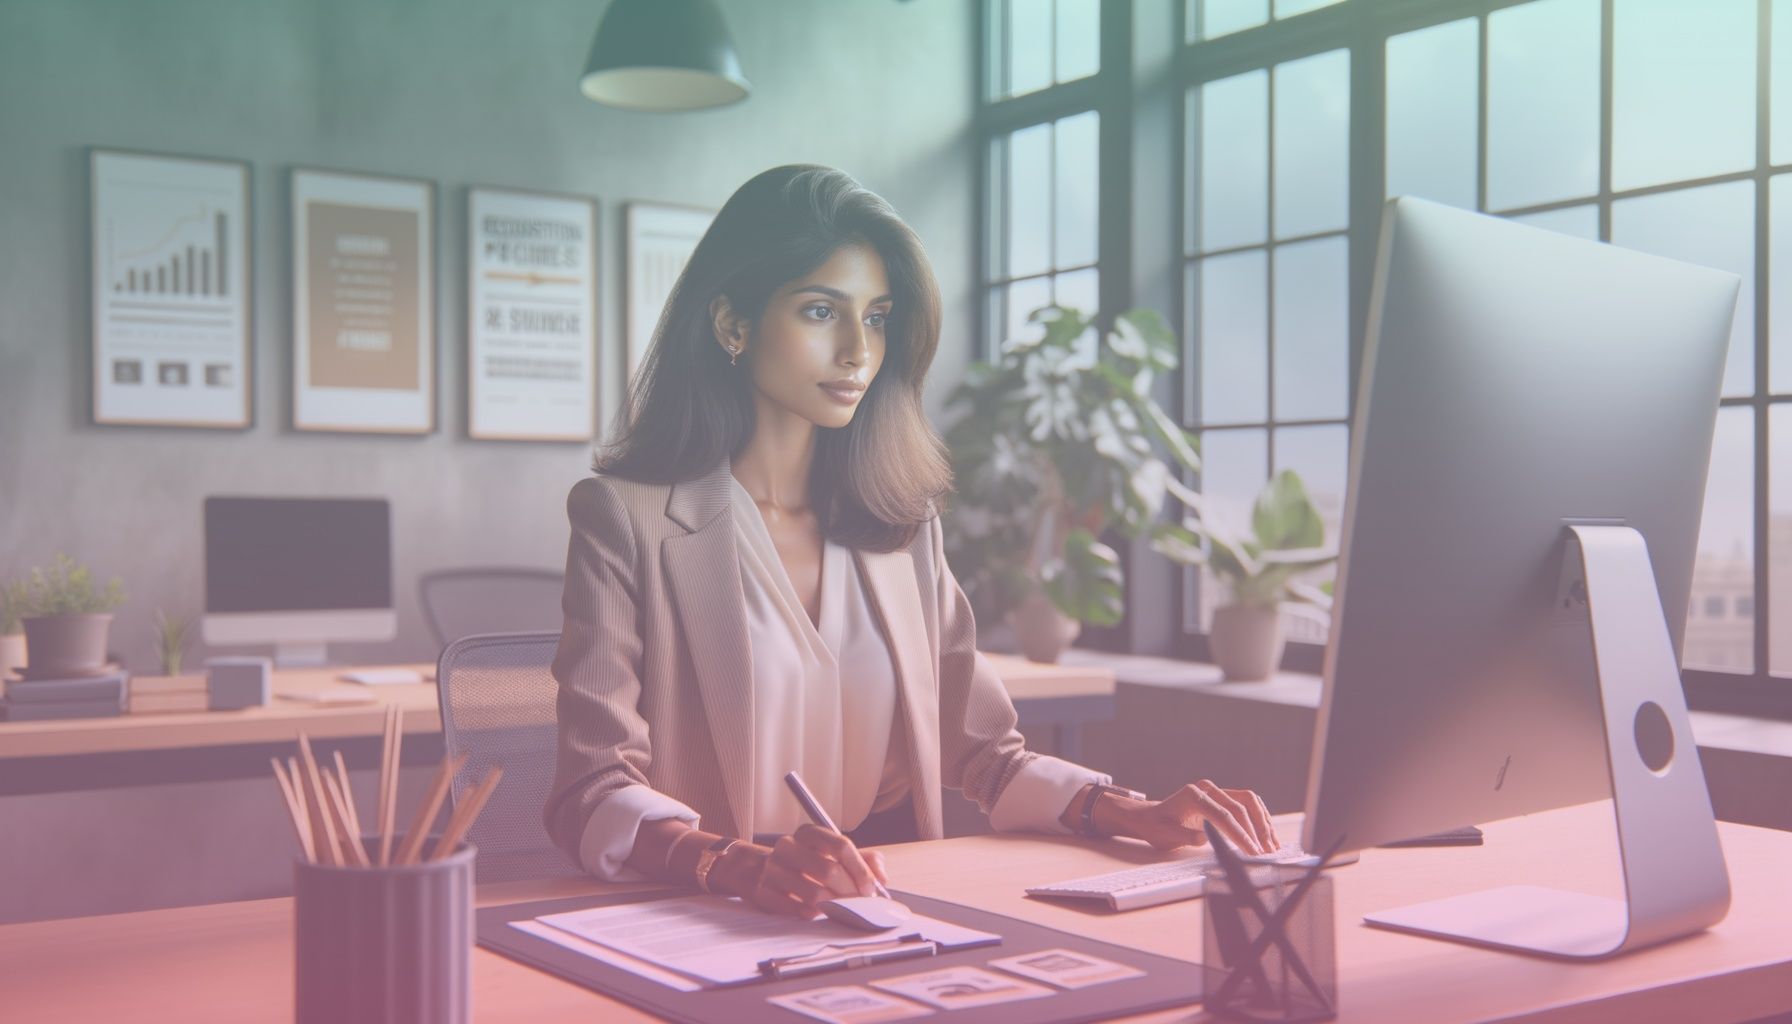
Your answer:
[545,165,1279,918]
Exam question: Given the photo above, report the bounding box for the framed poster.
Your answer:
[291,168,436,434]
[90,148,252,428]
[466,187,598,442]
[624,202,713,384]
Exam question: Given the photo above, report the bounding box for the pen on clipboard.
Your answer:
[783,770,894,899]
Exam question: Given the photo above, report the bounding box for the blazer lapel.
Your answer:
[663,461,755,838]
[855,545,945,840]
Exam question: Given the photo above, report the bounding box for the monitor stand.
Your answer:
[272,641,330,668]
[1363,525,1731,959]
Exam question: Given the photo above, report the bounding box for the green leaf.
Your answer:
[1042,528,1124,627]
[1251,470,1326,551]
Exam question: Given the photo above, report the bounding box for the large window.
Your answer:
[1184,48,1352,643]
[986,110,1102,353]
[1177,0,1792,706]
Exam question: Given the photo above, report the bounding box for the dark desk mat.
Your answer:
[478,888,1220,1023]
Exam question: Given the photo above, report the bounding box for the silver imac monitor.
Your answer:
[202,496,396,666]
[1302,198,1739,959]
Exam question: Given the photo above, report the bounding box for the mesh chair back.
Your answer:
[437,630,583,883]
[418,567,565,651]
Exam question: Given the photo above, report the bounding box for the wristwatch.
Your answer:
[1079,783,1144,838]
[692,836,740,894]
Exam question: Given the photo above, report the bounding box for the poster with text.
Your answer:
[467,188,597,441]
[91,149,251,428]
[625,202,713,385]
[291,168,435,433]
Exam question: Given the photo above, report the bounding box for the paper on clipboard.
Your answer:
[534,895,999,987]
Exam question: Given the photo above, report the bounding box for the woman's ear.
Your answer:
[710,295,747,357]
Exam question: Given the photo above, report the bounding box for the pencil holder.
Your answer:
[294,837,475,1024]
[1201,867,1337,1023]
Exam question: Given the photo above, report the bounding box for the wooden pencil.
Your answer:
[393,751,466,866]
[269,757,315,863]
[331,749,363,840]
[296,734,342,867]
[322,770,370,868]
[378,704,401,866]
[429,765,503,862]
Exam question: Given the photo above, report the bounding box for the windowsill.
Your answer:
[1055,648,1792,762]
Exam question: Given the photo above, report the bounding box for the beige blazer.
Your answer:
[543,457,1039,862]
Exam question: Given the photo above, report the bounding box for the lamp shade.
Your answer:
[578,0,750,112]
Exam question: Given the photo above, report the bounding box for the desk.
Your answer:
[980,652,1116,762]
[2,803,1787,1023]
[0,656,1113,782]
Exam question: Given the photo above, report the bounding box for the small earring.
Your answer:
[728,346,740,366]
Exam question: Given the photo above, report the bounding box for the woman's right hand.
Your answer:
[714,824,890,917]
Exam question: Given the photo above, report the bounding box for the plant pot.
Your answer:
[1008,590,1082,664]
[1210,604,1285,682]
[0,633,24,677]
[19,613,113,678]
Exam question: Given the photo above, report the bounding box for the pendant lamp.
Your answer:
[578,0,751,112]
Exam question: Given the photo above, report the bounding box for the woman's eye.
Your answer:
[803,305,834,321]
[866,311,889,328]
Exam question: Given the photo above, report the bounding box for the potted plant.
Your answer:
[153,609,194,677]
[0,578,26,677]
[12,554,127,679]
[1151,469,1338,681]
[944,304,1201,662]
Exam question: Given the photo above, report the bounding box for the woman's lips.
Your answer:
[819,383,865,406]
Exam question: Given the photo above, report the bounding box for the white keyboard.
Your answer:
[1027,845,1350,912]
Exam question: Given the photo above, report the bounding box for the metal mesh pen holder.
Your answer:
[1201,865,1338,1023]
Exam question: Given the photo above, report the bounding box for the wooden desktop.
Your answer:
[1,803,1787,1022]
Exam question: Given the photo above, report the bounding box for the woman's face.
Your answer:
[735,243,892,430]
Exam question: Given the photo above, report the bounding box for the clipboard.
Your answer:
[478,889,1224,1023]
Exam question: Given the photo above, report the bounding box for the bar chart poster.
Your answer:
[291,169,435,433]
[466,187,597,441]
[625,202,714,386]
[90,149,251,427]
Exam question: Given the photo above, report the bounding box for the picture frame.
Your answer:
[290,167,436,434]
[89,147,253,429]
[465,186,599,442]
[624,201,714,384]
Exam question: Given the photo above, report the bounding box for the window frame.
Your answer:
[1169,0,1792,717]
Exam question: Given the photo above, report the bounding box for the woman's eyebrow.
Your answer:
[793,285,894,305]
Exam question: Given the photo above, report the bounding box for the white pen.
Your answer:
[783,770,894,899]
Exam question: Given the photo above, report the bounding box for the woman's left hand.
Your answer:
[1097,780,1280,855]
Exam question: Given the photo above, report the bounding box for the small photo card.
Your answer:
[988,947,1147,989]
[871,965,1054,1010]
[768,984,933,1023]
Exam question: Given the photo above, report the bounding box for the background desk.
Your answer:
[0,654,1116,923]
[1,803,1787,1023]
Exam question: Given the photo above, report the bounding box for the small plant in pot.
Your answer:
[0,579,27,678]
[12,554,127,679]
[1151,470,1338,681]
[943,303,1201,662]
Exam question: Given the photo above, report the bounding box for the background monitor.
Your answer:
[1302,197,1737,957]
[202,496,396,666]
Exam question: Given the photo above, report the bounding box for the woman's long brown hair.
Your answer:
[597,165,952,552]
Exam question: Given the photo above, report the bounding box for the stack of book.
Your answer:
[1,668,128,720]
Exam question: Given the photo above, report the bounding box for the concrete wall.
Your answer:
[0,0,976,923]
[0,0,978,670]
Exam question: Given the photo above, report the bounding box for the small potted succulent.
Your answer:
[11,554,127,679]
[1151,470,1338,680]
[944,303,1201,662]
[0,579,26,677]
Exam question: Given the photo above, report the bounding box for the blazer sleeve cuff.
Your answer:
[577,784,701,880]
[987,754,1111,835]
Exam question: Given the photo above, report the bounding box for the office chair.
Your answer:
[436,630,584,883]
[417,567,565,651]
